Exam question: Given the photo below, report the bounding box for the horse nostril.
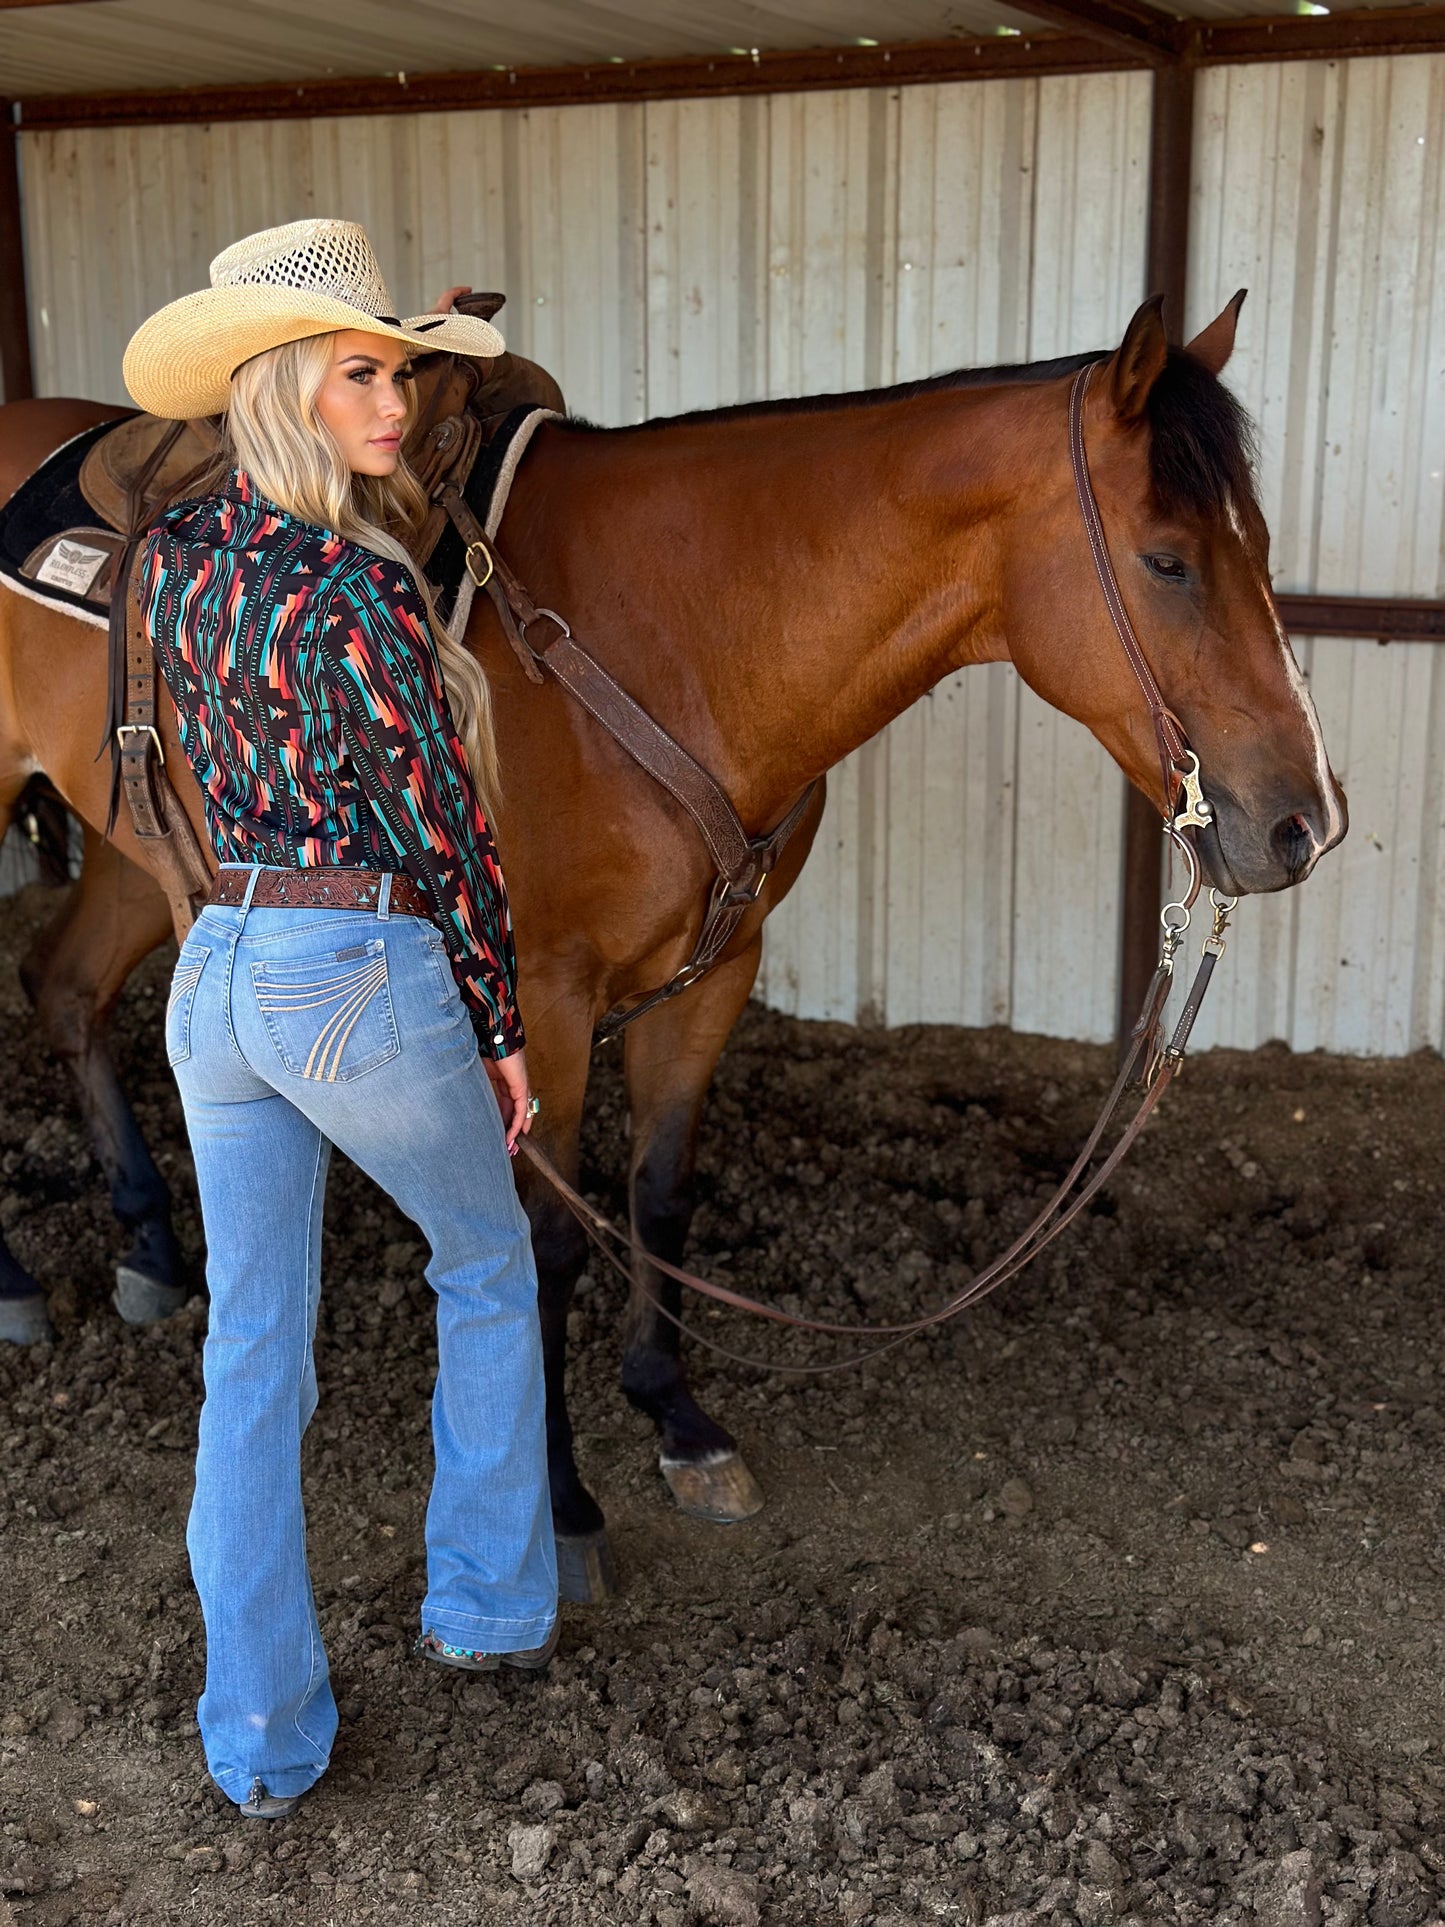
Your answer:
[1272,811,1316,879]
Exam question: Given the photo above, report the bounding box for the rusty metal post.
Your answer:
[1118,52,1194,1050]
[0,104,34,402]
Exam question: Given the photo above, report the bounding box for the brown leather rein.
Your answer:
[514,359,1239,1374]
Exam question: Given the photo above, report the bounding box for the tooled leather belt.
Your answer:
[206,864,434,919]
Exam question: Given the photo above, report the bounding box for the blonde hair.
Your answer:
[220,332,502,818]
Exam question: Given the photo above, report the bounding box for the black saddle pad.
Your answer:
[0,418,131,621]
[0,404,538,630]
[429,404,542,629]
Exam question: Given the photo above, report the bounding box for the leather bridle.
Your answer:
[1068,360,1219,917]
[518,359,1240,1371]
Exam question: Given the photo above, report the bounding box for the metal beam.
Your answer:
[1118,57,1195,1053]
[1003,0,1182,64]
[13,33,1144,128]
[0,104,32,402]
[1276,595,1445,644]
[16,12,1445,130]
[1201,5,1445,62]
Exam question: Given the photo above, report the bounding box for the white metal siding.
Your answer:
[1188,54,1445,1054]
[14,60,1445,1052]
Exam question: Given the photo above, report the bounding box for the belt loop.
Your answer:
[237,862,262,931]
[377,872,393,921]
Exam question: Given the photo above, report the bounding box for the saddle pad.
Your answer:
[0,418,130,631]
[429,402,559,637]
[0,401,557,640]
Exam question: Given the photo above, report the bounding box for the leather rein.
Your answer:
[513,359,1239,1373]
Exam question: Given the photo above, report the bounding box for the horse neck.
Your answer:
[508,382,1061,826]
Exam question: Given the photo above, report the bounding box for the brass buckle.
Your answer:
[465,541,494,590]
[115,723,164,761]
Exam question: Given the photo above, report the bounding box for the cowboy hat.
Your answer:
[123,217,505,420]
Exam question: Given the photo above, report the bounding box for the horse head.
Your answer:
[1005,293,1347,896]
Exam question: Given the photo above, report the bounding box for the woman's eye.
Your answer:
[1143,553,1189,582]
[348,369,372,384]
[395,368,415,385]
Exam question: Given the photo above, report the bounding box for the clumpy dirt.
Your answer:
[2,877,1445,1927]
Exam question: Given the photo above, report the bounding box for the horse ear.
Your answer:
[1107,294,1169,423]
[1185,289,1247,377]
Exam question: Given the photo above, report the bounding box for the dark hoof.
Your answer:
[0,1293,54,1346]
[555,1529,618,1604]
[661,1450,764,1523]
[112,1267,188,1327]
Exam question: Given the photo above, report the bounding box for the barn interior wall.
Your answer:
[14,55,1445,1054]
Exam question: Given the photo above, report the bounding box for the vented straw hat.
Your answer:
[123,217,505,420]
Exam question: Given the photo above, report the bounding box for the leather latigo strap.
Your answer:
[207,865,432,916]
[435,505,821,1039]
[108,542,215,942]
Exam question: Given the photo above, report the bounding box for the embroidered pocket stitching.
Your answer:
[253,955,396,1082]
[166,944,211,1066]
[167,958,206,1019]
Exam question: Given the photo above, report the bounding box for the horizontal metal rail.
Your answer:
[14,9,1445,130]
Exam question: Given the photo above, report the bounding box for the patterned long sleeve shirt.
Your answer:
[141,468,524,1058]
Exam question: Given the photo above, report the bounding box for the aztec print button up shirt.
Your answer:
[141,468,524,1059]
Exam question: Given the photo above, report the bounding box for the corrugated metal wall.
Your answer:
[1188,55,1445,1055]
[14,59,1445,1053]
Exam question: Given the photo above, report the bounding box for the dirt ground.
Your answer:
[2,877,1445,1927]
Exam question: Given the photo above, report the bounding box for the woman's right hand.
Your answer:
[483,1047,532,1155]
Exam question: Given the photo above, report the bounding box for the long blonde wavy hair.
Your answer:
[220,332,502,817]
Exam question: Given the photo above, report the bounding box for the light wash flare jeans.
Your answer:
[165,862,556,1809]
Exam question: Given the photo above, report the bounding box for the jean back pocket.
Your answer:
[250,937,400,1083]
[166,943,211,1066]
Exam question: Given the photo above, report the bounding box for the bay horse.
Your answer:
[0,293,1345,1600]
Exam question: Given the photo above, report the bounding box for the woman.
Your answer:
[122,219,558,1821]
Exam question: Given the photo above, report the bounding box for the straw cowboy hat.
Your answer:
[123,217,505,420]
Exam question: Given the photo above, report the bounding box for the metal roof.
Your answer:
[0,0,1416,98]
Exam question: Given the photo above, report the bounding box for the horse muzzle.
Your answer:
[1199,774,1348,896]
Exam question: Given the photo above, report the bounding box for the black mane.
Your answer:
[561,343,1258,522]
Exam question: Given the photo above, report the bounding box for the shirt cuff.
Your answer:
[469,1005,526,1061]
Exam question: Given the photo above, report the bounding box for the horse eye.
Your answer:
[1143,553,1189,582]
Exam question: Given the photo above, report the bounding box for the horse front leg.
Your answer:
[18,827,184,1327]
[620,938,765,1524]
[514,985,618,1603]
[0,766,59,1340]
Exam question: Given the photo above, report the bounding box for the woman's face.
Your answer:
[313,329,413,476]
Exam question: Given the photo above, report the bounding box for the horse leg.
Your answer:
[0,753,62,1341]
[620,938,766,1524]
[514,988,618,1603]
[18,825,184,1326]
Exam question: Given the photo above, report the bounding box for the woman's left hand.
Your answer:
[428,285,472,315]
[483,1047,533,1157]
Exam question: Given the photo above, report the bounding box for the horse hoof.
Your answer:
[661,1450,765,1523]
[112,1267,187,1327]
[555,1529,618,1604]
[0,1294,54,1346]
